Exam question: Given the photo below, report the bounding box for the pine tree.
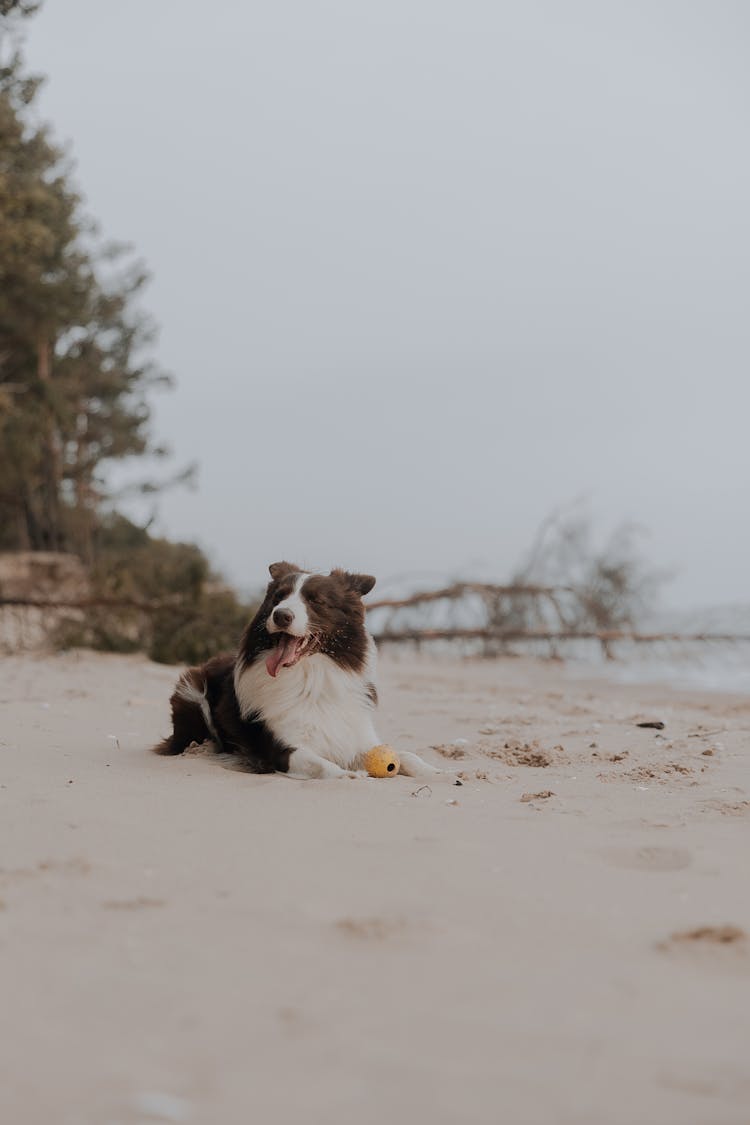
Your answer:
[0,6,172,555]
[0,4,256,665]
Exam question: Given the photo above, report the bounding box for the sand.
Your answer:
[1,649,749,1125]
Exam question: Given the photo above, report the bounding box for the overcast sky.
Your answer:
[24,1,750,607]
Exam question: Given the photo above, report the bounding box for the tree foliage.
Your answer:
[0,12,172,555]
[0,8,249,666]
[53,513,258,665]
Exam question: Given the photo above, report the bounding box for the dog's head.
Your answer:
[254,561,376,677]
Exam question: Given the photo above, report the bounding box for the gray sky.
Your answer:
[25,1,750,607]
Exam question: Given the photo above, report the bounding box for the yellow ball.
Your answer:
[364,744,400,778]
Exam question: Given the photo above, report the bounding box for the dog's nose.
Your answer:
[273,607,294,629]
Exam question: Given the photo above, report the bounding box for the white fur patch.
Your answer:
[234,635,379,771]
[175,674,219,743]
[267,572,309,638]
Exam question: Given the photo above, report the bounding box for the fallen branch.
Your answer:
[371,627,750,645]
[366,582,570,611]
[3,597,749,651]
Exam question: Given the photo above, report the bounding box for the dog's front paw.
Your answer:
[396,751,452,779]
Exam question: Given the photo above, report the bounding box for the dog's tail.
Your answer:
[152,667,215,756]
[152,734,182,755]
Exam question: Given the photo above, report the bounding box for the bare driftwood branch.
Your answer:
[366,582,570,611]
[4,590,749,652]
[371,628,750,645]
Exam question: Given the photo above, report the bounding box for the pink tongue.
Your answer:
[266,635,302,677]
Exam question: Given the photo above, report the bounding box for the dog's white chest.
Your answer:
[235,652,377,768]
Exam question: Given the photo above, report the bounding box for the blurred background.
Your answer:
[1,1,749,678]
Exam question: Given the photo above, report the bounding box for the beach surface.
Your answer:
[2,649,749,1125]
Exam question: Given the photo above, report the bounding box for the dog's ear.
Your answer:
[335,570,376,597]
[268,561,300,581]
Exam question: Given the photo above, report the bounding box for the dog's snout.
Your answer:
[273,607,294,629]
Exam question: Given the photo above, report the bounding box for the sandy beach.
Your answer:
[2,649,749,1125]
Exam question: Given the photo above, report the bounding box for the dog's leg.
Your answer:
[397,751,445,778]
[285,748,361,780]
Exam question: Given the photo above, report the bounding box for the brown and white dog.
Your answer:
[153,562,441,780]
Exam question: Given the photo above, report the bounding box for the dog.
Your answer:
[153,561,441,780]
